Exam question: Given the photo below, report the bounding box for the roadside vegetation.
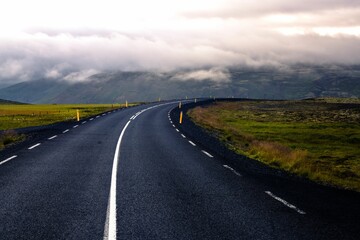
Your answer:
[0,130,25,150]
[188,98,360,191]
[0,104,133,130]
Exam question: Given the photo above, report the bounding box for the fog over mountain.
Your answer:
[0,0,359,100]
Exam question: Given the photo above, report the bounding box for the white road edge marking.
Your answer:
[0,155,17,165]
[48,135,57,140]
[265,191,306,215]
[28,143,41,150]
[223,165,242,177]
[63,129,69,133]
[202,150,213,158]
[188,141,196,146]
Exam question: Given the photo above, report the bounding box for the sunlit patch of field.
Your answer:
[0,103,134,130]
[188,98,360,191]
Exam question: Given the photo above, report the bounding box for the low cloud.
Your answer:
[171,68,230,82]
[0,1,359,85]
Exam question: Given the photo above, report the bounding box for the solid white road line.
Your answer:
[202,150,213,158]
[28,143,41,150]
[104,120,131,240]
[48,135,57,140]
[73,125,79,128]
[265,191,306,215]
[63,129,69,133]
[188,141,196,146]
[0,155,17,165]
[181,134,186,138]
[223,165,242,177]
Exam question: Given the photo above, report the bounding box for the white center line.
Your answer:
[0,155,17,165]
[28,143,41,150]
[73,125,79,128]
[188,141,196,146]
[63,129,69,133]
[96,116,100,118]
[265,191,306,215]
[48,135,57,140]
[172,124,175,127]
[90,118,94,121]
[181,134,186,138]
[175,129,179,132]
[202,150,213,158]
[223,165,242,177]
[82,121,87,124]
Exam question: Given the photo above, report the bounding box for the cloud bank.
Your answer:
[0,0,359,84]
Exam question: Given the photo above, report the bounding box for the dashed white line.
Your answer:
[0,155,17,165]
[48,135,57,140]
[202,150,213,158]
[188,141,196,146]
[223,165,242,177]
[28,143,41,150]
[102,113,106,116]
[181,134,186,138]
[63,129,69,133]
[172,124,175,127]
[96,116,100,118]
[175,129,179,132]
[73,125,79,128]
[82,121,87,124]
[265,191,306,215]
[90,118,94,121]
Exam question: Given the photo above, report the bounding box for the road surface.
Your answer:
[0,101,359,239]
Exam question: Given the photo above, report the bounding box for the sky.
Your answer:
[0,0,360,84]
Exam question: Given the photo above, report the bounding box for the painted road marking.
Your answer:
[90,118,94,121]
[96,116,100,118]
[223,165,242,177]
[28,143,41,150]
[48,135,57,140]
[181,134,186,138]
[188,141,196,146]
[105,101,183,240]
[73,125,79,128]
[265,191,306,215]
[172,124,175,127]
[176,129,179,132]
[82,121,87,124]
[202,150,213,158]
[63,129,69,133]
[0,155,17,166]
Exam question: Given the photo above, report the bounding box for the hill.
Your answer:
[0,98,26,105]
[0,65,359,103]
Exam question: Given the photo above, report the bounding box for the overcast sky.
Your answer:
[1,0,360,84]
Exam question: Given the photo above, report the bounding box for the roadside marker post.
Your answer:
[179,101,182,109]
[126,100,128,108]
[195,98,197,103]
[179,111,183,124]
[76,109,80,122]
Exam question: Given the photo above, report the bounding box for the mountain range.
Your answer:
[0,65,359,103]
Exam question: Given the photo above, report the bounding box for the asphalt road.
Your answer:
[0,101,359,240]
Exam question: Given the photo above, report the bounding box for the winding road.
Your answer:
[0,101,359,240]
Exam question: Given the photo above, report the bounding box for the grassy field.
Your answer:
[0,103,136,150]
[188,98,360,191]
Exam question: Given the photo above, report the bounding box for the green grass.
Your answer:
[0,103,137,130]
[188,99,360,191]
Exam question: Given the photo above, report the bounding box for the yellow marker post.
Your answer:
[76,109,80,122]
[126,100,128,108]
[179,101,182,109]
[179,111,183,124]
